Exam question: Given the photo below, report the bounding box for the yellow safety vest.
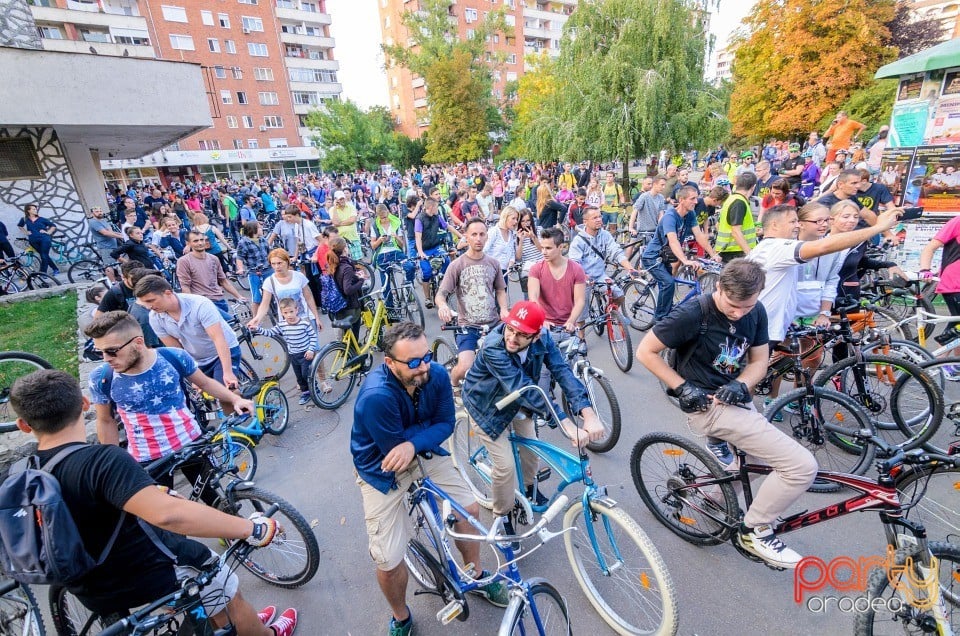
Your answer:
[715,193,757,254]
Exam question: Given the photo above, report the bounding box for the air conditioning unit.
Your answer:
[259,125,268,131]
[242,28,251,34]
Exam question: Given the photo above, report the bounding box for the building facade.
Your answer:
[24,0,342,186]
[912,0,960,40]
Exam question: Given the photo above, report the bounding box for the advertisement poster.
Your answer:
[898,74,923,101]
[890,102,931,147]
[922,72,944,103]
[878,147,917,205]
[899,222,944,272]
[928,97,960,144]
[909,145,960,213]
[943,68,960,96]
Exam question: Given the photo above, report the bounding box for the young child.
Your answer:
[253,297,320,405]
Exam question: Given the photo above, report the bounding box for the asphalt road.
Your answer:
[227,284,891,636]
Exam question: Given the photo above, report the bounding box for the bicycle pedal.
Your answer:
[437,600,465,625]
[535,467,552,483]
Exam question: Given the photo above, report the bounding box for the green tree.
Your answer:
[420,50,493,163]
[305,99,398,172]
[515,0,727,187]
[394,132,427,170]
[816,79,898,141]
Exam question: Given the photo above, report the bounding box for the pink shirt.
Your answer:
[934,215,960,293]
[529,259,586,324]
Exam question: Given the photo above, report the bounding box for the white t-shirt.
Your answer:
[263,270,312,318]
[746,238,807,341]
[272,219,320,256]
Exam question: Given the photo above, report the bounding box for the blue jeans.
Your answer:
[417,246,449,282]
[404,240,418,283]
[641,257,675,321]
[29,234,55,273]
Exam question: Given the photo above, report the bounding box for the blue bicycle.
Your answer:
[624,257,720,331]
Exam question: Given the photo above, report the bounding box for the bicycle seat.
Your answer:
[238,382,263,399]
[331,315,358,330]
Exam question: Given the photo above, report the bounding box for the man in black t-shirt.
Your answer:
[817,169,897,244]
[9,370,297,636]
[780,144,804,190]
[636,259,816,570]
[752,161,777,199]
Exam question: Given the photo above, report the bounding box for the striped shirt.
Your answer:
[255,318,319,354]
[88,348,203,463]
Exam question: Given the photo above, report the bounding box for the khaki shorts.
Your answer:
[357,455,476,571]
[173,549,239,617]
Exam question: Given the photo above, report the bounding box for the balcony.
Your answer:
[413,98,428,108]
[283,56,338,70]
[31,4,148,30]
[289,79,340,92]
[40,37,154,57]
[275,7,332,24]
[280,31,335,48]
[411,77,425,88]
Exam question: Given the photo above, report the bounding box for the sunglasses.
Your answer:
[391,350,434,369]
[95,335,139,357]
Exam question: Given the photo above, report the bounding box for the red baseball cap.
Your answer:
[505,301,545,335]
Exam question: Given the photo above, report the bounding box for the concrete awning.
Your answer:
[0,46,212,159]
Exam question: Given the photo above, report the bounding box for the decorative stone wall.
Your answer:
[0,0,42,50]
[0,127,88,242]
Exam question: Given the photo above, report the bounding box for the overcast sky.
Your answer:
[327,0,755,109]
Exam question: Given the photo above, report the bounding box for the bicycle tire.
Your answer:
[853,541,959,636]
[622,280,657,332]
[507,581,571,636]
[26,272,60,289]
[449,416,494,509]
[219,486,319,588]
[67,259,102,284]
[913,358,960,453]
[590,292,605,336]
[258,384,289,435]
[894,463,960,545]
[49,585,101,636]
[814,354,943,451]
[0,351,54,433]
[607,311,633,373]
[237,358,259,383]
[0,580,45,636]
[234,273,251,291]
[405,501,466,618]
[246,332,290,380]
[309,342,357,409]
[430,337,458,373]
[209,435,258,481]
[765,387,876,492]
[698,272,719,296]
[630,432,738,546]
[392,284,426,329]
[562,372,621,454]
[562,501,678,636]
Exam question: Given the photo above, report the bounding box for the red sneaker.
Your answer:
[257,606,277,625]
[270,608,298,636]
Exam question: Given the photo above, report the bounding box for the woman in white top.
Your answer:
[515,209,543,299]
[267,205,320,260]
[585,176,604,208]
[247,247,322,330]
[484,206,519,283]
[508,186,527,212]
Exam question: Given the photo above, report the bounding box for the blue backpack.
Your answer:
[320,273,347,314]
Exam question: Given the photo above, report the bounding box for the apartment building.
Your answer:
[25,0,342,185]
[912,0,960,40]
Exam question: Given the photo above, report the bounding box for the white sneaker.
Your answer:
[736,524,803,569]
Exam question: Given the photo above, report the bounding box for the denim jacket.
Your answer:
[463,325,591,440]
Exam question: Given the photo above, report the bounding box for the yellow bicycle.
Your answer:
[308,291,394,409]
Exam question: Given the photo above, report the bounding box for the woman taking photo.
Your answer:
[515,209,543,299]
[247,247,322,330]
[18,203,58,275]
[484,206,519,284]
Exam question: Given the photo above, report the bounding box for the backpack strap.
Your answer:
[676,293,712,376]
[575,231,609,264]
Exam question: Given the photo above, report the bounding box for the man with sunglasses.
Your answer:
[462,301,604,546]
[351,322,509,636]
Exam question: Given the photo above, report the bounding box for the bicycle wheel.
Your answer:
[815,355,943,451]
[862,338,934,366]
[449,416,494,509]
[853,541,959,636]
[606,311,633,373]
[67,259,102,284]
[630,433,738,546]
[209,434,258,481]
[870,305,913,341]
[219,486,319,588]
[507,581,571,636]
[26,272,60,289]
[431,337,458,373]
[895,463,960,545]
[562,372,621,453]
[0,352,53,433]
[246,332,290,380]
[0,580,45,636]
[589,292,605,336]
[234,272,251,291]
[392,284,426,329]
[765,388,876,492]
[258,384,289,435]
[913,358,960,454]
[309,342,357,409]
[237,357,259,383]
[49,585,101,636]
[622,280,657,332]
[404,500,465,617]
[562,501,678,636]
[698,272,719,296]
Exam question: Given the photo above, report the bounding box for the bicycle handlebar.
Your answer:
[440,495,569,545]
[494,384,571,442]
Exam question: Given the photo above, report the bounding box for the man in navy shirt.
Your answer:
[641,186,721,320]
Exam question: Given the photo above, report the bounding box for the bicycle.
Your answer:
[450,384,679,635]
[584,275,634,373]
[227,315,291,381]
[377,258,426,328]
[0,256,60,291]
[405,455,573,634]
[0,578,44,636]
[49,505,281,636]
[0,351,54,433]
[621,257,716,332]
[631,431,960,633]
[16,237,98,272]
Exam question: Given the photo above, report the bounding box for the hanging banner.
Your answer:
[928,96,960,144]
[889,102,931,147]
[878,147,917,206]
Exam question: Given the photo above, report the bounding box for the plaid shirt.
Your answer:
[236,236,269,273]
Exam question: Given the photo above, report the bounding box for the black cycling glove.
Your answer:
[668,381,710,413]
[714,380,751,406]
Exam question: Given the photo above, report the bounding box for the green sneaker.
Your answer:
[387,608,412,636]
[471,571,510,608]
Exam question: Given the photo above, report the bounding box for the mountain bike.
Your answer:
[0,578,44,636]
[451,384,678,635]
[631,431,958,635]
[621,258,717,332]
[227,316,291,381]
[584,276,633,373]
[15,237,98,272]
[376,258,425,328]
[0,351,53,433]
[0,256,60,291]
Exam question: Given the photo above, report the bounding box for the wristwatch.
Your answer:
[819,310,831,317]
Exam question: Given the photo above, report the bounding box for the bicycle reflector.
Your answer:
[948,441,960,457]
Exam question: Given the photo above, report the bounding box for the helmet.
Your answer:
[716,177,731,187]
[505,301,545,335]
[740,151,754,159]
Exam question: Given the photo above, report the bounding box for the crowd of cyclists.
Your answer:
[5,106,960,635]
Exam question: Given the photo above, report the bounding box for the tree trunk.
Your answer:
[621,148,631,203]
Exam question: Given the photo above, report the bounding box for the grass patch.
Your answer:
[0,291,79,378]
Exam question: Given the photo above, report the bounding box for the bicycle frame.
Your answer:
[339,295,391,360]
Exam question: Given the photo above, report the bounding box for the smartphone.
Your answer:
[900,207,924,221]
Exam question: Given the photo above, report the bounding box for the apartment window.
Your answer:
[226,116,238,128]
[79,29,109,43]
[384,16,390,28]
[493,34,499,43]
[169,34,195,50]
[254,67,274,81]
[239,0,258,4]
[214,65,226,78]
[292,92,315,105]
[276,0,294,7]
[259,91,279,105]
[248,43,268,56]
[505,0,514,6]
[241,16,264,31]
[248,139,259,149]
[225,40,236,53]
[207,38,220,52]
[269,138,289,148]
[465,8,477,22]
[218,13,230,28]
[28,0,54,6]
[36,25,63,39]
[115,34,149,45]
[242,116,254,128]
[232,66,243,79]
[301,2,317,11]
[506,71,517,81]
[466,28,474,39]
[505,14,515,26]
[161,5,187,22]
[220,90,233,104]
[263,116,283,128]
[507,53,517,64]
[233,139,245,149]
[493,70,501,81]
[201,10,213,25]
[237,91,248,104]
[198,140,221,150]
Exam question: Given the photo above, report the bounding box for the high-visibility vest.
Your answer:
[715,192,757,254]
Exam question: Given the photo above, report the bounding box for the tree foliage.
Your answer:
[504,52,559,159]
[729,0,897,140]
[393,132,427,170]
[420,50,493,163]
[513,0,727,168]
[305,100,398,172]
[888,0,947,58]
[816,78,898,140]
